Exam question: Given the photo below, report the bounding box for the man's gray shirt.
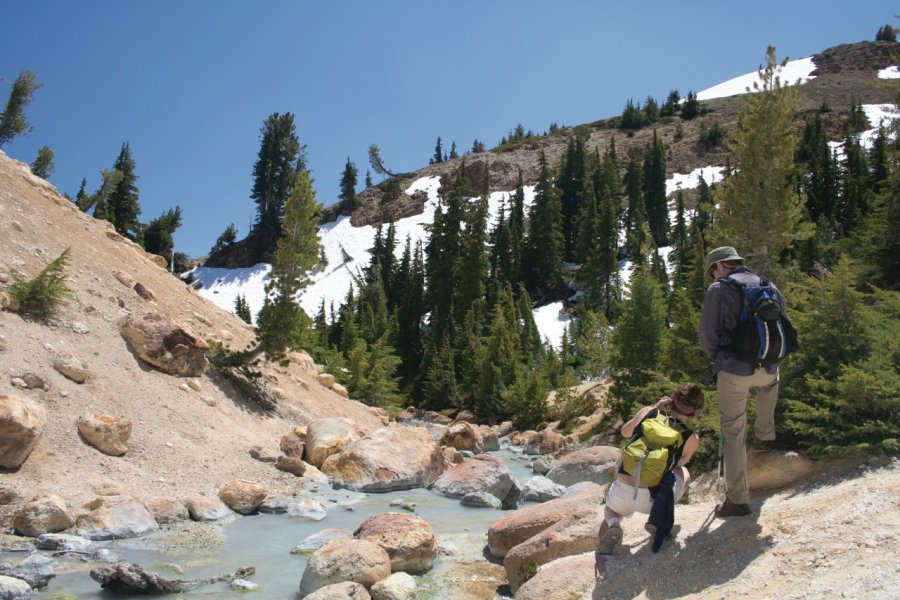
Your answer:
[699,267,785,376]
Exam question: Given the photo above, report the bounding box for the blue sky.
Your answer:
[1,1,893,258]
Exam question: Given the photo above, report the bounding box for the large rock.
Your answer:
[479,426,500,451]
[218,480,268,514]
[0,575,32,600]
[77,414,132,456]
[431,453,515,504]
[523,429,566,455]
[545,446,620,487]
[306,417,361,468]
[35,533,94,553]
[322,424,444,492]
[291,529,354,554]
[280,433,305,459]
[521,476,567,503]
[298,539,391,597]
[487,482,606,558]
[52,350,91,383]
[370,572,417,600]
[120,311,208,377]
[513,552,597,600]
[0,395,47,469]
[75,495,159,540]
[304,581,371,599]
[749,450,816,490]
[503,506,603,592]
[460,491,502,509]
[275,454,308,476]
[13,494,74,537]
[439,421,484,453]
[183,495,232,522]
[148,496,189,524]
[353,513,436,574]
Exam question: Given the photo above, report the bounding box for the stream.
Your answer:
[10,447,538,599]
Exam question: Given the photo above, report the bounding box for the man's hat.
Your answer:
[705,246,743,271]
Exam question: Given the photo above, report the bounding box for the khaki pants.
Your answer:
[717,368,779,505]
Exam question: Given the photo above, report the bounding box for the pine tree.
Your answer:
[365,170,373,188]
[30,145,54,179]
[74,178,88,208]
[571,308,611,379]
[522,152,564,296]
[681,91,700,120]
[557,137,588,261]
[234,294,252,323]
[432,137,443,164]
[449,141,459,159]
[106,142,142,239]
[713,47,810,277]
[455,169,490,323]
[141,206,182,260]
[339,157,358,211]
[256,169,322,362]
[0,70,42,147]
[211,223,238,254]
[669,191,690,288]
[642,130,669,247]
[251,113,301,254]
[659,287,709,384]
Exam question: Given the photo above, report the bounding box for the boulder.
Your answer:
[511,430,537,446]
[317,373,335,388]
[503,506,603,592]
[439,421,484,453]
[353,513,436,573]
[486,482,606,557]
[521,476,567,503]
[75,495,159,540]
[218,480,268,514]
[291,528,353,554]
[298,539,391,597]
[287,498,327,521]
[531,457,554,475]
[275,455,307,476]
[0,395,47,469]
[120,311,208,377]
[430,453,515,504]
[422,411,452,425]
[77,414,132,456]
[513,552,597,600]
[304,581,371,600]
[461,492,502,509]
[280,433,305,459]
[148,496,189,524]
[749,450,816,490]
[454,410,477,423]
[306,417,360,468]
[441,446,465,467]
[287,350,318,376]
[35,533,94,553]
[52,351,91,383]
[13,494,74,537]
[479,426,500,451]
[0,575,32,600]
[331,382,350,398]
[368,406,390,426]
[523,429,566,455]
[322,424,444,492]
[370,572,417,600]
[546,446,620,487]
[19,373,50,391]
[496,421,514,438]
[183,495,232,522]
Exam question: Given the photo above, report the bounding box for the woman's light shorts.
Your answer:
[605,471,687,517]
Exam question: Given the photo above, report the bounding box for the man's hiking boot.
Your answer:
[714,498,752,518]
[751,438,777,453]
[596,523,622,555]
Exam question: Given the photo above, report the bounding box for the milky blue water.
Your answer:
[15,448,536,599]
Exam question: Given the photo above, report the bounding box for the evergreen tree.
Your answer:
[643,96,660,123]
[571,308,611,379]
[845,98,870,133]
[472,139,485,154]
[522,152,564,296]
[30,145,54,179]
[868,126,890,192]
[432,136,443,164]
[234,294,252,324]
[681,91,700,120]
[256,169,322,362]
[659,287,709,383]
[0,70,42,147]
[557,137,588,262]
[838,133,868,233]
[365,170,373,188]
[211,223,238,254]
[367,144,396,177]
[455,169,490,323]
[713,47,810,277]
[449,141,459,159]
[394,238,426,381]
[668,191,690,288]
[339,157,359,211]
[106,142,142,239]
[642,130,669,247]
[660,89,680,117]
[609,271,666,418]
[418,334,460,408]
[141,206,182,260]
[251,113,301,254]
[74,178,88,208]
[876,24,897,42]
[348,337,401,407]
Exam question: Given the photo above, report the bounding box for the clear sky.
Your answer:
[1,1,894,258]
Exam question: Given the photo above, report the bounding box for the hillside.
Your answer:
[0,149,384,529]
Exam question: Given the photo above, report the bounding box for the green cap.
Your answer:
[705,246,743,271]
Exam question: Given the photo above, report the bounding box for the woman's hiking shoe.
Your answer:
[596,523,623,555]
[644,522,680,539]
[714,498,752,517]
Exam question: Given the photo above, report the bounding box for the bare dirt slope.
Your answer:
[0,150,383,526]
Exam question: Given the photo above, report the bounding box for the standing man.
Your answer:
[700,246,786,518]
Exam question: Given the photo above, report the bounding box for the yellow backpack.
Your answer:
[621,411,685,489]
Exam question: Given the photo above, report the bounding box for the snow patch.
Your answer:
[878,66,900,79]
[697,57,816,101]
[532,302,570,350]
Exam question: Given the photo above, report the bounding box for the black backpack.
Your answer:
[720,276,799,367]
